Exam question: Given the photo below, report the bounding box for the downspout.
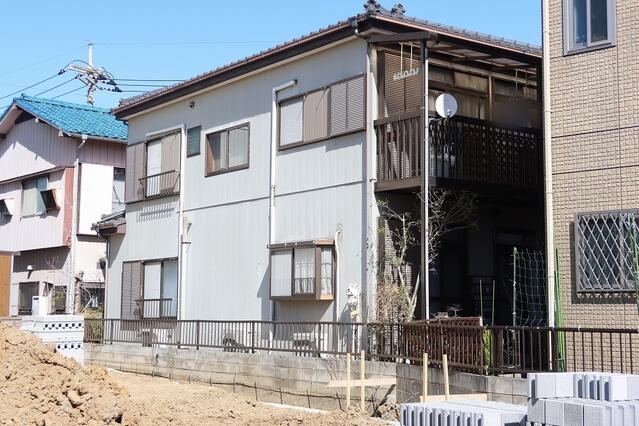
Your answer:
[333,226,342,323]
[177,125,187,320]
[542,0,556,328]
[269,80,297,327]
[420,41,430,320]
[70,134,87,314]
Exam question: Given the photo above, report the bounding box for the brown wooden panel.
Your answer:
[0,255,10,317]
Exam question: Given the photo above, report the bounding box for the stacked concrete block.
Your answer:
[526,373,639,426]
[20,315,84,364]
[400,400,527,426]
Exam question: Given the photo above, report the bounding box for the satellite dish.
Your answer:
[435,93,458,119]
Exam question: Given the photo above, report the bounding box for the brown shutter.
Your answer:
[121,261,143,319]
[346,75,365,132]
[303,88,328,141]
[161,132,181,173]
[125,143,146,203]
[329,81,347,137]
[383,52,405,116]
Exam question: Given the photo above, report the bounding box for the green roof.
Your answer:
[2,95,127,141]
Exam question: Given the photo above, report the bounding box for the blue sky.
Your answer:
[0,1,541,109]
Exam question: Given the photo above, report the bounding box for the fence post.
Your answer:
[109,319,114,345]
[251,321,256,353]
[196,320,200,350]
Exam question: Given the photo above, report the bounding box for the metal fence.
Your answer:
[84,319,639,375]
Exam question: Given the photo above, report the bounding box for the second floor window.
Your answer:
[21,176,47,216]
[205,124,250,175]
[564,0,616,54]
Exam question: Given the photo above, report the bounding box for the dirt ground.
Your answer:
[0,323,386,425]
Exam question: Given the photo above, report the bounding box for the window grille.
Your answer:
[575,210,639,292]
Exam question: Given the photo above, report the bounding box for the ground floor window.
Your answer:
[18,282,38,315]
[121,258,178,320]
[269,241,334,301]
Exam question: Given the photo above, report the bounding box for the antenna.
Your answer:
[60,42,121,105]
[435,93,458,119]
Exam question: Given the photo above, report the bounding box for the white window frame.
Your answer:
[563,0,616,55]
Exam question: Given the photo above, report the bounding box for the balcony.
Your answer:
[375,112,541,192]
[135,298,176,319]
[139,170,180,200]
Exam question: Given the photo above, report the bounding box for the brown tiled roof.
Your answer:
[114,9,541,117]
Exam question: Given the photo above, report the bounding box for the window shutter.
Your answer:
[330,75,365,137]
[279,97,304,146]
[121,261,143,319]
[125,143,146,203]
[161,132,181,174]
[329,81,347,136]
[346,75,365,132]
[303,89,328,141]
[383,53,405,116]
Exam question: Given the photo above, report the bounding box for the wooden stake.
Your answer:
[443,354,450,401]
[422,353,428,401]
[346,353,351,408]
[360,350,365,412]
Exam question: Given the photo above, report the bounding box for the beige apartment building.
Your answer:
[549,0,639,328]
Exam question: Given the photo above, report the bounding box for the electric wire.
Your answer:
[0,73,64,100]
[34,77,78,97]
[114,78,184,82]
[0,45,85,78]
[51,85,85,100]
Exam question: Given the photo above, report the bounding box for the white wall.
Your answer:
[78,163,114,235]
[107,38,370,322]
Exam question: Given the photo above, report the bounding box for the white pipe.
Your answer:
[269,80,297,326]
[333,225,342,323]
[177,125,187,320]
[542,0,556,328]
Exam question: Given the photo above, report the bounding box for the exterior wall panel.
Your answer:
[550,0,639,328]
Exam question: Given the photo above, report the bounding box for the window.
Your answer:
[564,0,616,54]
[269,241,334,300]
[278,75,365,149]
[21,176,47,216]
[0,198,14,217]
[187,126,201,157]
[143,132,181,198]
[575,210,639,292]
[141,259,178,318]
[205,124,249,175]
[112,168,125,212]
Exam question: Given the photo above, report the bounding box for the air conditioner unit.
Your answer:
[31,296,49,316]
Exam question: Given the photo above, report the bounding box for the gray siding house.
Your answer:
[101,3,545,327]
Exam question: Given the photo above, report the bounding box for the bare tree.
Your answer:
[375,189,478,322]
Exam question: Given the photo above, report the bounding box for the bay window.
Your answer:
[269,240,335,300]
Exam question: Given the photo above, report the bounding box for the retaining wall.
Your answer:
[85,343,527,411]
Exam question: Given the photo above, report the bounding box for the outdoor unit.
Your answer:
[31,296,49,316]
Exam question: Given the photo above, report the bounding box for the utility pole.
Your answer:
[61,42,120,105]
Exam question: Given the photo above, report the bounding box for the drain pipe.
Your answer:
[269,80,297,341]
[542,0,556,328]
[333,225,342,323]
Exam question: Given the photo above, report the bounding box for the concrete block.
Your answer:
[288,367,315,382]
[583,402,613,426]
[628,375,639,400]
[527,398,545,423]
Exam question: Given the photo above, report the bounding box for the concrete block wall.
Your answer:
[85,343,528,412]
[395,364,527,405]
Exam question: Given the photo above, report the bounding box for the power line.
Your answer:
[0,73,64,100]
[0,45,85,78]
[93,40,284,46]
[114,78,184,82]
[51,85,85,100]
[115,83,172,87]
[34,77,78,97]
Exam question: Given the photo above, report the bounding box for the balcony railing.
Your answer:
[135,298,176,319]
[375,113,541,189]
[139,170,180,200]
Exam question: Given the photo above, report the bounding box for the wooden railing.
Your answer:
[375,113,541,188]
